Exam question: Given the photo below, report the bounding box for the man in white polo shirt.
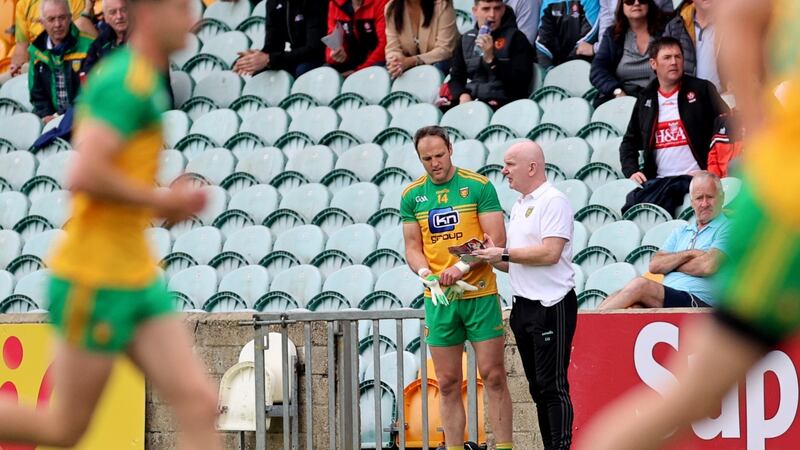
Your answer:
[473,140,577,450]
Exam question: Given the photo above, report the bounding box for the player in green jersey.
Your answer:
[0,0,222,448]
[577,1,800,449]
[402,126,514,450]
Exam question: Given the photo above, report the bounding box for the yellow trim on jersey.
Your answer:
[402,175,428,196]
[457,169,490,184]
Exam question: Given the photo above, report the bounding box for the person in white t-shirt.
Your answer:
[472,140,577,450]
[618,36,728,215]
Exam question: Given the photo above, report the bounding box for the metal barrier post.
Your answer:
[396,321,406,449]
[280,324,291,450]
[254,324,268,450]
[341,320,355,449]
[304,324,313,450]
[327,321,337,450]
[372,320,382,450]
[466,342,478,443]
[419,318,429,450]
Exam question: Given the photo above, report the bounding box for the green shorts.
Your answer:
[48,276,175,353]
[715,179,800,346]
[424,294,504,347]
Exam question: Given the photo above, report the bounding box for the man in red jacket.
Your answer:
[326,0,388,74]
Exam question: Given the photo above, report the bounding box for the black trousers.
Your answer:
[510,290,578,450]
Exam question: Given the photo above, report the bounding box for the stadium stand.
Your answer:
[1,11,741,441]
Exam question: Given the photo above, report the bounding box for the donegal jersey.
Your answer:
[49,47,170,288]
[401,168,503,299]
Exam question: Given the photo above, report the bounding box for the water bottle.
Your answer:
[474,21,493,57]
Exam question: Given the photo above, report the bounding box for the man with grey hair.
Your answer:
[81,0,130,73]
[599,171,731,309]
[28,0,94,121]
[473,140,577,450]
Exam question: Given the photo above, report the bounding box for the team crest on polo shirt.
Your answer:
[72,61,81,72]
[494,38,506,50]
[525,207,534,218]
[459,187,469,198]
[687,91,697,103]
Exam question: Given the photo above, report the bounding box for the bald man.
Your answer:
[473,141,577,450]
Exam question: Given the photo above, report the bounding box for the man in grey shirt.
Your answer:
[505,0,542,46]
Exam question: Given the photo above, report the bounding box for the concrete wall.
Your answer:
[0,312,545,450]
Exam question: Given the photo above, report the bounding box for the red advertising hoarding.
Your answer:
[570,311,799,450]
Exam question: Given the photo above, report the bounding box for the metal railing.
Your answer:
[244,309,482,450]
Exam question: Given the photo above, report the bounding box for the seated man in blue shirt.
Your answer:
[599,171,730,309]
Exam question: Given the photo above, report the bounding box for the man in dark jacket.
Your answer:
[233,0,327,77]
[29,0,94,121]
[620,36,728,214]
[535,0,600,67]
[81,0,129,74]
[449,0,534,109]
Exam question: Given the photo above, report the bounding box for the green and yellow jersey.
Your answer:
[49,47,170,289]
[400,168,503,299]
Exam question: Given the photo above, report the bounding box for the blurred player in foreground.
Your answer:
[0,0,222,448]
[576,0,800,449]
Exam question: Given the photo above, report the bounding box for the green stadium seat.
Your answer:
[584,262,637,302]
[488,99,542,137]
[1,113,41,150]
[388,103,441,136]
[540,97,591,136]
[334,143,386,181]
[286,66,342,106]
[172,226,223,265]
[588,220,642,262]
[0,192,30,230]
[285,145,336,183]
[183,53,228,83]
[268,264,323,307]
[218,265,270,309]
[0,76,33,112]
[325,224,378,264]
[388,64,443,104]
[222,225,273,264]
[554,179,590,212]
[591,96,637,134]
[451,140,488,172]
[29,190,70,228]
[375,266,423,307]
[239,108,289,145]
[185,147,236,185]
[193,70,243,108]
[543,60,593,97]
[643,219,687,248]
[330,182,381,223]
[12,269,50,309]
[377,225,404,255]
[234,147,285,184]
[622,203,672,233]
[162,110,192,149]
[146,227,172,261]
[543,137,591,179]
[182,108,241,148]
[0,230,22,269]
[287,106,340,143]
[168,265,218,310]
[320,264,374,304]
[242,70,294,107]
[0,150,37,190]
[440,101,493,139]
[202,0,252,30]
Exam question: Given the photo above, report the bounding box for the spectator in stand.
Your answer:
[7,0,93,78]
[619,37,728,215]
[29,0,94,122]
[81,0,129,74]
[593,0,673,54]
[504,0,541,46]
[326,0,389,75]
[535,0,599,67]
[589,0,664,106]
[232,0,327,77]
[664,0,722,90]
[384,0,458,78]
[448,0,534,109]
[599,171,730,310]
